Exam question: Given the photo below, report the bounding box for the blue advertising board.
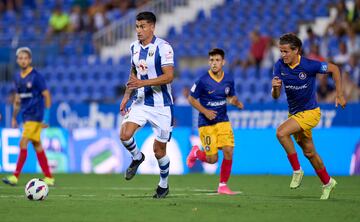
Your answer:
[0,128,69,174]
[1,127,359,175]
[1,102,359,129]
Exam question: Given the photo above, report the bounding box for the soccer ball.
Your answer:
[24,178,49,200]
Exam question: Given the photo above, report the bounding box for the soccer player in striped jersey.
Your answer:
[186,48,244,195]
[2,47,54,186]
[119,12,174,198]
[272,33,346,200]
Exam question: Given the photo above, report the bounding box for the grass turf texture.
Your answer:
[0,174,359,222]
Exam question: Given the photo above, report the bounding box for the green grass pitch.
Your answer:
[0,174,359,222]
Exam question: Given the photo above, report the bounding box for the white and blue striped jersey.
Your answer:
[130,36,174,107]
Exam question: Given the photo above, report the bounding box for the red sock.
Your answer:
[36,150,52,178]
[14,149,27,178]
[196,149,207,162]
[316,167,330,185]
[287,153,301,171]
[220,159,232,183]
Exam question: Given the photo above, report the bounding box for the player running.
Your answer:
[272,33,346,200]
[2,47,55,186]
[119,12,175,198]
[186,48,244,195]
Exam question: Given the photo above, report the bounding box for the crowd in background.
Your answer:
[221,0,360,106]
[0,0,359,104]
[0,0,150,34]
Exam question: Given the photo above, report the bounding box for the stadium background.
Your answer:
[0,0,360,177]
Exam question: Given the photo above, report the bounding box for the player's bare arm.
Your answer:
[188,95,217,120]
[42,89,51,128]
[11,94,20,128]
[271,77,282,99]
[42,90,51,109]
[120,68,137,115]
[227,96,244,110]
[127,65,174,89]
[327,63,346,108]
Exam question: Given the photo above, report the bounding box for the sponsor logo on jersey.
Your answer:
[206,100,227,107]
[19,93,33,98]
[285,83,308,90]
[137,59,148,75]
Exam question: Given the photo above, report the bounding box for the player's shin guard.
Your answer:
[36,150,52,178]
[121,137,142,160]
[220,159,232,184]
[287,153,301,171]
[14,149,27,178]
[316,167,331,185]
[158,155,170,188]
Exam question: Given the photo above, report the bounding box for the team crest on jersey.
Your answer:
[26,82,32,88]
[148,50,154,57]
[137,59,148,75]
[321,64,328,72]
[299,72,307,80]
[225,86,230,95]
[205,146,210,152]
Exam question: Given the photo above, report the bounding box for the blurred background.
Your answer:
[0,0,359,177]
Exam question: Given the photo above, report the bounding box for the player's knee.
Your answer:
[154,149,166,159]
[304,150,316,159]
[120,131,132,142]
[32,141,43,152]
[206,155,218,164]
[276,128,287,140]
[223,148,234,159]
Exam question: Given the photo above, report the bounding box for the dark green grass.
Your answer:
[0,174,359,222]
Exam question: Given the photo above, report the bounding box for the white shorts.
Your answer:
[122,102,174,143]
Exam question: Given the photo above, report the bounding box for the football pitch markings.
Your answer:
[0,186,243,199]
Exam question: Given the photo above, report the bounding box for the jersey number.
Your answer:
[204,135,211,145]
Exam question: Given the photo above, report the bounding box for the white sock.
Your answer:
[121,137,142,160]
[158,155,170,188]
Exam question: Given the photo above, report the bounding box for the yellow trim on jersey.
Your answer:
[288,107,321,142]
[288,55,301,69]
[208,70,224,83]
[22,121,42,142]
[21,67,33,78]
[198,121,234,156]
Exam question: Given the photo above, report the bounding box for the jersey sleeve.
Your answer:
[272,60,281,78]
[228,79,235,97]
[35,74,47,92]
[308,60,328,75]
[159,42,174,67]
[190,79,202,99]
[13,75,19,93]
[130,44,135,68]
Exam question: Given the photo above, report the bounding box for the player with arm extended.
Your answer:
[272,33,346,200]
[186,48,244,195]
[2,47,54,186]
[119,12,175,198]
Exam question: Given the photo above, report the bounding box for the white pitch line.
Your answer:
[50,187,218,192]
[1,186,220,192]
[0,191,242,199]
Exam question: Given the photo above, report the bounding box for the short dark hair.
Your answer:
[279,33,302,51]
[208,48,225,59]
[136,11,156,24]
